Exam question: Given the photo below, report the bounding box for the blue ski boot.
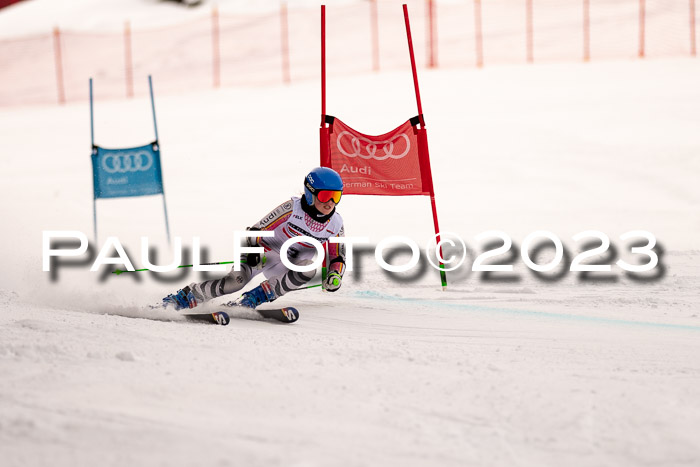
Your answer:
[236,281,277,309]
[163,285,198,311]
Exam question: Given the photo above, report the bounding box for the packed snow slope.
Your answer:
[1,2,700,466]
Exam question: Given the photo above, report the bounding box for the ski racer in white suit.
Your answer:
[163,167,346,310]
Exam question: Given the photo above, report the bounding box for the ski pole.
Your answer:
[113,260,236,275]
[112,260,324,290]
[112,261,324,290]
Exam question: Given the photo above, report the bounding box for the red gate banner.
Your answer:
[322,116,432,196]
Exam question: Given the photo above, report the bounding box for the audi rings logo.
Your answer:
[337,131,411,161]
[101,151,154,174]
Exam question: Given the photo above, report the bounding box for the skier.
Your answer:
[162,167,346,311]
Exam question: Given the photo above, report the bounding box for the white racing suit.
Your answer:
[187,196,345,304]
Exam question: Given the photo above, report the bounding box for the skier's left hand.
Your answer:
[323,271,342,292]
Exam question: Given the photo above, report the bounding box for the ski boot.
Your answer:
[162,285,198,311]
[235,281,277,310]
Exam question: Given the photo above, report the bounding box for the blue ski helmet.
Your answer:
[304,167,344,205]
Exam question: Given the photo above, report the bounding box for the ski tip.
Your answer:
[280,307,299,323]
[213,311,230,326]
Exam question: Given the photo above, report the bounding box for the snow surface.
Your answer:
[1,1,700,466]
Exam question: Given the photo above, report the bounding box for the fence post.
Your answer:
[212,6,221,88]
[583,0,591,61]
[691,0,697,56]
[526,0,533,63]
[124,21,134,98]
[52,27,66,104]
[370,0,379,71]
[427,0,437,68]
[639,0,646,58]
[474,0,484,67]
[280,2,291,83]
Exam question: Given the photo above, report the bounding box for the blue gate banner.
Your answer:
[91,142,164,199]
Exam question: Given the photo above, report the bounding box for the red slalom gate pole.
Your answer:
[583,0,591,62]
[474,0,484,67]
[404,5,423,117]
[319,5,331,166]
[691,0,697,56]
[319,5,330,284]
[404,4,447,290]
[280,2,291,83]
[319,5,330,166]
[124,21,134,98]
[212,6,221,88]
[526,0,534,63]
[370,0,380,71]
[52,27,66,105]
[639,0,646,58]
[321,5,327,124]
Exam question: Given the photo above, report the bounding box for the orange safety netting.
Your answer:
[0,0,697,107]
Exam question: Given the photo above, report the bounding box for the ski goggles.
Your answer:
[316,190,342,204]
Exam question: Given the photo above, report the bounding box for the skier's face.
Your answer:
[313,195,336,215]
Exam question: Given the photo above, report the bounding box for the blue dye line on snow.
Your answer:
[353,290,700,332]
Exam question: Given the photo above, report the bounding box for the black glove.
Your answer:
[245,252,261,268]
[245,227,262,268]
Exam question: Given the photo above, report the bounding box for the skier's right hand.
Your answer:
[246,252,261,268]
[245,227,263,268]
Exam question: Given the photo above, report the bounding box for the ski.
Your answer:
[182,311,231,326]
[157,303,298,325]
[221,303,300,324]
[256,307,300,324]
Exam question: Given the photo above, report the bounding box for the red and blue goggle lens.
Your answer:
[316,190,342,204]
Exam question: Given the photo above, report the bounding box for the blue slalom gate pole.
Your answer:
[148,75,171,245]
[149,75,159,142]
[89,78,95,146]
[90,77,98,242]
